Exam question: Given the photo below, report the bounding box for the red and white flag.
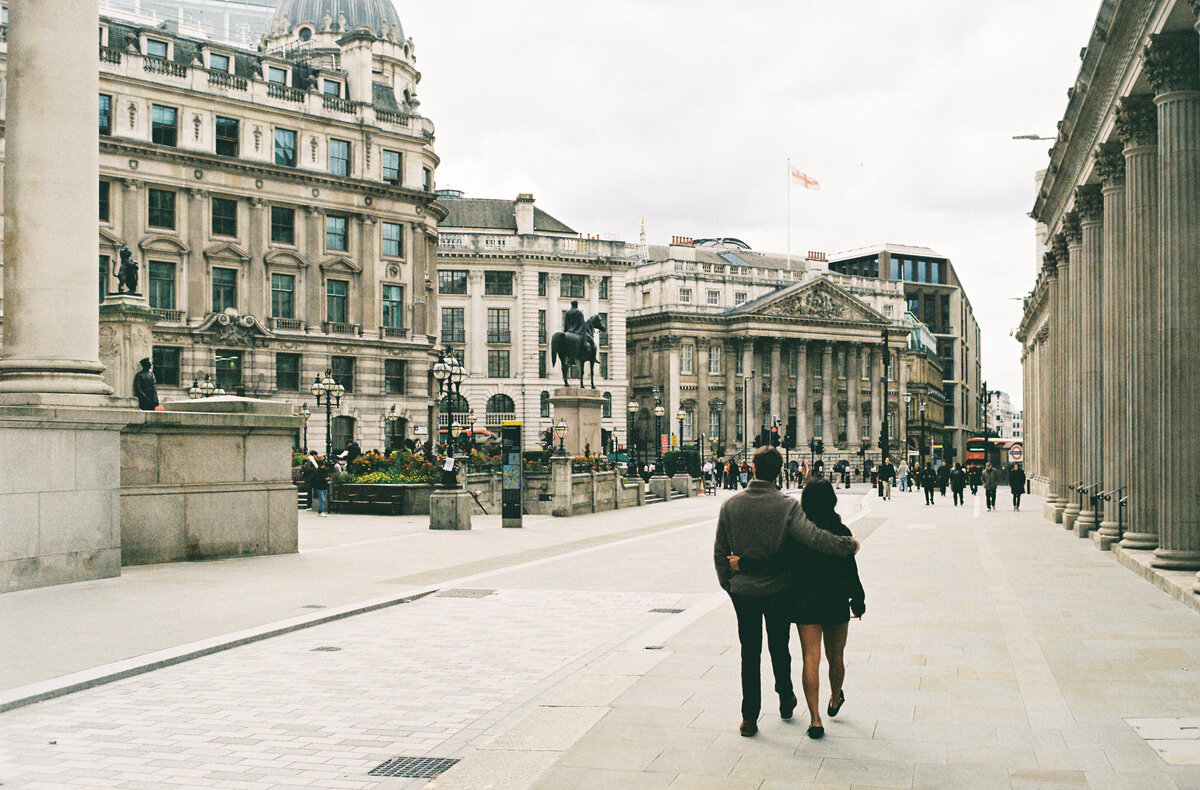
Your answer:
[790,166,820,191]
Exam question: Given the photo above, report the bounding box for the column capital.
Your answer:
[1093,140,1126,186]
[1050,233,1070,266]
[1042,249,1058,276]
[1074,184,1104,223]
[122,177,142,191]
[1063,210,1083,245]
[1145,30,1200,96]
[1116,94,1158,147]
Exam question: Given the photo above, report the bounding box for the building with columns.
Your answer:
[1016,0,1200,595]
[0,0,443,454]
[626,238,911,465]
[434,192,633,449]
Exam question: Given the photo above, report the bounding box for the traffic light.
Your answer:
[769,426,780,446]
[783,433,795,449]
[815,439,825,456]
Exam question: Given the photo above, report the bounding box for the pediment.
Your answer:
[99,228,125,250]
[204,241,251,263]
[733,277,889,325]
[195,309,274,347]
[319,255,361,274]
[139,234,189,254]
[264,249,308,270]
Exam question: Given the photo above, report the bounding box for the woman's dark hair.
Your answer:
[801,479,841,528]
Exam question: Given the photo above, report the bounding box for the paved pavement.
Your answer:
[3,483,1200,789]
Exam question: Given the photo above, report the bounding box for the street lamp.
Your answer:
[879,329,890,465]
[555,417,568,456]
[652,386,664,466]
[627,397,639,469]
[431,348,467,456]
[311,369,344,459]
[676,408,685,455]
[188,373,223,398]
[743,369,755,461]
[920,399,928,468]
[466,410,477,454]
[299,402,311,452]
[385,404,400,454]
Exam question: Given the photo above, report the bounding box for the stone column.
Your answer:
[724,340,739,449]
[1061,213,1083,531]
[1095,142,1128,545]
[1042,253,1063,521]
[769,340,783,429]
[0,0,111,394]
[869,347,882,458]
[304,206,322,332]
[821,342,834,442]
[847,345,861,449]
[1147,31,1200,569]
[894,340,907,461]
[742,342,756,445]
[667,341,681,448]
[1117,94,1161,550]
[796,341,810,445]
[468,270,485,377]
[1074,186,1104,535]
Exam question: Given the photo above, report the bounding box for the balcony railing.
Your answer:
[324,321,360,335]
[267,83,305,103]
[437,411,472,428]
[271,317,303,331]
[484,412,516,427]
[99,46,122,64]
[375,108,413,127]
[208,70,248,91]
[144,56,187,78]
[322,95,357,115]
[151,308,184,323]
[380,326,409,339]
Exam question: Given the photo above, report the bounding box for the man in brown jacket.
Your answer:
[714,446,860,736]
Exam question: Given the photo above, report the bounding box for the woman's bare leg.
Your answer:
[797,624,824,728]
[823,621,849,706]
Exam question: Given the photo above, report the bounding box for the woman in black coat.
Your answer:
[1009,463,1028,511]
[727,480,865,739]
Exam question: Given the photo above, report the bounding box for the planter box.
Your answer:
[332,483,435,515]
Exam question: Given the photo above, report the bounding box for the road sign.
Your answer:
[1009,443,1024,463]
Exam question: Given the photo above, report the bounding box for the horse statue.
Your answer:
[550,313,606,389]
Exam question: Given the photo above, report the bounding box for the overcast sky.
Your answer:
[398,0,1102,409]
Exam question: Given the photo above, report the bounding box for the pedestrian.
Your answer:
[1009,463,1027,511]
[726,459,738,489]
[302,450,321,508]
[920,463,937,505]
[937,463,949,497]
[878,457,894,500]
[896,459,909,493]
[310,456,333,517]
[703,459,714,493]
[739,461,750,489]
[949,462,967,506]
[982,461,1000,511]
[968,463,981,495]
[714,447,860,738]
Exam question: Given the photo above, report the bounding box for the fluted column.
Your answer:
[869,347,882,458]
[821,342,834,442]
[796,342,810,445]
[741,342,755,447]
[1060,218,1083,531]
[1049,235,1070,522]
[1095,143,1128,543]
[697,339,711,444]
[1118,95,1161,550]
[1074,187,1104,534]
[769,339,783,429]
[1042,257,1062,520]
[1147,31,1200,569]
[847,345,861,447]
[724,340,739,448]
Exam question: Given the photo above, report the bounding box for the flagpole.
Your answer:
[786,158,792,268]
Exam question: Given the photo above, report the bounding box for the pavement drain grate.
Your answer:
[368,756,460,778]
[645,645,664,650]
[435,588,497,598]
[650,608,685,614]
[310,646,342,652]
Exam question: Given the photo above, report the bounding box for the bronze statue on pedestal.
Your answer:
[551,300,606,389]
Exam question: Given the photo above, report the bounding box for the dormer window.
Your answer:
[145,37,169,59]
[267,65,288,85]
[208,52,231,73]
[322,79,342,98]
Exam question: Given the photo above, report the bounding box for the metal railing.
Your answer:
[143,56,187,78]
[271,317,303,331]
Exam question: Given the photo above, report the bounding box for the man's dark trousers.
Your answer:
[986,489,997,510]
[730,591,794,720]
[953,490,964,506]
[924,487,934,505]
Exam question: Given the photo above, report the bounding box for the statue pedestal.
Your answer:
[430,488,472,530]
[99,293,158,406]
[550,387,604,458]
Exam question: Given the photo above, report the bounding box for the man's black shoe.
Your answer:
[740,719,758,737]
[780,693,798,720]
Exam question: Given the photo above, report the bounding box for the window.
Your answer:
[734,292,747,306]
[274,128,296,166]
[326,279,348,323]
[561,273,586,298]
[488,349,510,378]
[904,259,916,281]
[709,409,721,440]
[99,94,112,136]
[890,259,902,280]
[681,344,694,375]
[930,260,943,284]
[599,352,609,380]
[215,116,239,157]
[322,79,342,97]
[540,391,550,418]
[325,214,348,251]
[438,270,467,294]
[270,206,295,245]
[275,353,300,391]
[709,345,722,375]
[330,356,354,392]
[329,138,350,177]
[152,347,180,387]
[538,310,547,344]
[385,359,406,394]
[147,188,176,229]
[941,294,951,334]
[538,272,547,296]
[441,307,464,343]
[151,104,177,146]
[736,352,743,376]
[208,52,231,73]
[924,295,936,328]
[602,392,612,418]
[680,288,692,304]
[215,349,243,390]
[907,296,920,316]
[212,267,237,312]
[267,65,288,84]
[837,349,847,379]
[683,409,694,441]
[487,308,510,343]
[99,256,110,302]
[599,276,610,300]
[598,312,609,347]
[382,149,402,183]
[211,197,237,237]
[862,353,870,380]
[382,284,404,328]
[707,290,720,306]
[382,222,403,257]
[271,273,294,319]
[145,38,169,59]
[148,261,175,309]
[484,271,513,295]
[423,167,433,192]
[539,350,547,378]
[99,181,110,222]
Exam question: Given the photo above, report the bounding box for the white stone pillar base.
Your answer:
[1092,527,1120,552]
[429,489,472,530]
[1062,504,1081,531]
[1120,530,1159,551]
[1075,510,1099,538]
[1150,548,1200,571]
[0,359,112,395]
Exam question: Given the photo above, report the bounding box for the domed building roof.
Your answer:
[273,0,403,38]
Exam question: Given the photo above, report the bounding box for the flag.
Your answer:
[790,166,820,191]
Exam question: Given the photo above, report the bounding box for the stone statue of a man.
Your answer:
[134,357,159,411]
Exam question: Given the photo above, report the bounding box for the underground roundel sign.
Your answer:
[1009,443,1024,464]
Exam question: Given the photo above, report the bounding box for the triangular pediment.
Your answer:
[264,249,308,269]
[319,255,361,274]
[731,277,889,325]
[139,234,188,254]
[204,241,251,263]
[99,228,125,251]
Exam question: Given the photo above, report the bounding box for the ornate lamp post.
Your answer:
[879,329,891,464]
[311,369,344,459]
[653,399,665,466]
[431,348,467,455]
[676,408,685,455]
[385,404,400,454]
[188,373,223,399]
[627,397,639,468]
[450,418,462,456]
[919,398,928,468]
[465,410,477,454]
[299,403,311,452]
[555,417,568,456]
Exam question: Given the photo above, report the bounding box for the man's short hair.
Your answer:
[752,446,783,481]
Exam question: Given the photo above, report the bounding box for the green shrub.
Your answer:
[663,449,701,477]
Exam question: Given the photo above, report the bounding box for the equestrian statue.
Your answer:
[550,300,606,389]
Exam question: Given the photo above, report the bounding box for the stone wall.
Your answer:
[458,465,642,518]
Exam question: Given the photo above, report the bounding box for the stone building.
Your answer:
[626,237,911,466]
[434,192,633,450]
[900,312,946,465]
[827,244,983,463]
[0,0,443,454]
[1016,0,1200,593]
[98,0,277,48]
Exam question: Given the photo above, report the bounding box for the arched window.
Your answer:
[331,415,356,451]
[540,390,550,418]
[602,392,612,418]
[441,393,469,413]
[487,394,515,414]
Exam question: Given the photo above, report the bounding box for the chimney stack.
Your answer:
[515,193,535,235]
